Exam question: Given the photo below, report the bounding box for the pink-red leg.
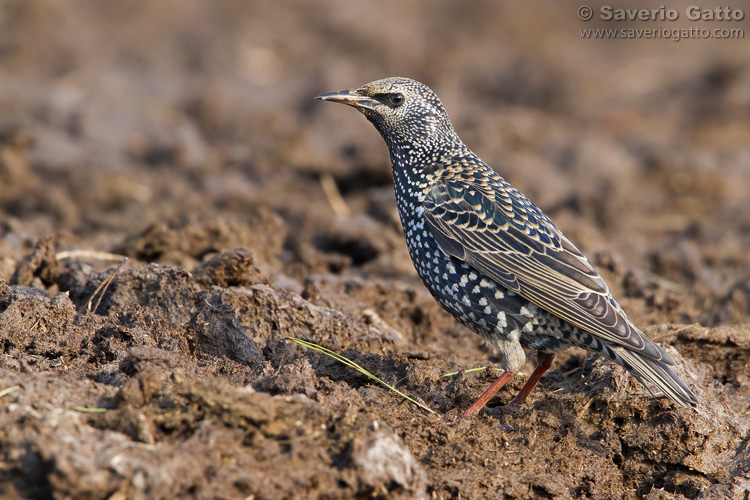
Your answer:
[510,352,555,406]
[462,370,516,417]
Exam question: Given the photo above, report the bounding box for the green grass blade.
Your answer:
[442,366,490,377]
[288,337,435,414]
[74,406,108,413]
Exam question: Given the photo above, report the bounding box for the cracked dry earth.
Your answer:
[1,1,750,499]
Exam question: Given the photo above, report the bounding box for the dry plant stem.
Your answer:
[87,258,128,316]
[56,250,127,262]
[320,173,350,218]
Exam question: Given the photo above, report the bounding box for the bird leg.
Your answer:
[510,352,555,406]
[462,352,556,417]
[462,370,516,417]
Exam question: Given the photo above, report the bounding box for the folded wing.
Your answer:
[423,172,673,365]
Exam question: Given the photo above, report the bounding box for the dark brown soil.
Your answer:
[1,1,749,499]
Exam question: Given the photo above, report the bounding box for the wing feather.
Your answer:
[423,175,672,364]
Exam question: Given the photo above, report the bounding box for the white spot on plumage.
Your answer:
[497,311,507,328]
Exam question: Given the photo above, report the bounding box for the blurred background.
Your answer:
[1,0,749,327]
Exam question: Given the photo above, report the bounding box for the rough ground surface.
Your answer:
[1,1,749,499]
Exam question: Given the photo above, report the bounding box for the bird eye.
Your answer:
[389,93,404,106]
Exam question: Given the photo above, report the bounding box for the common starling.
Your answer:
[316,77,697,416]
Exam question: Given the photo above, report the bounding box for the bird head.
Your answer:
[316,77,457,149]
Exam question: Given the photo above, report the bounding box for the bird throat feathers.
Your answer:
[361,105,448,149]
